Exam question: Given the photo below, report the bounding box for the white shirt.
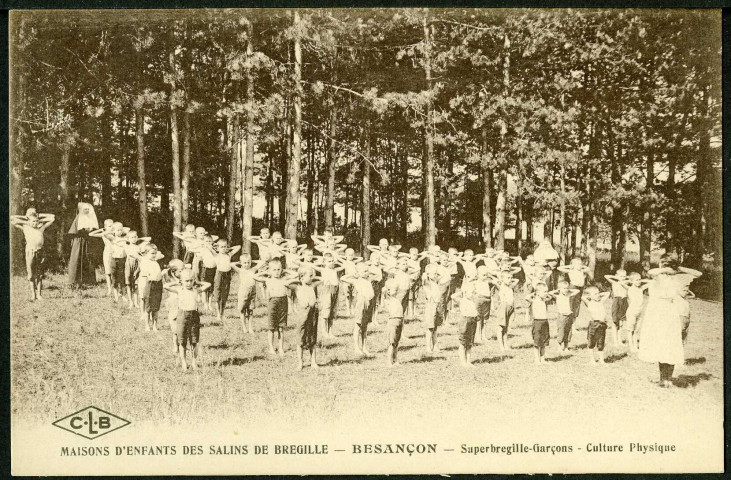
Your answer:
[567,269,586,287]
[611,281,628,298]
[587,300,606,321]
[178,289,199,311]
[216,254,232,272]
[499,284,514,306]
[354,278,375,302]
[238,270,256,294]
[532,297,548,319]
[321,268,340,287]
[556,294,572,315]
[266,278,288,298]
[460,295,478,317]
[627,286,644,310]
[296,284,317,309]
[139,259,162,282]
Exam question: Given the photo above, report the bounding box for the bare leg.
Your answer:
[151,312,159,332]
[105,274,112,295]
[387,345,395,367]
[352,324,363,354]
[458,345,467,367]
[361,327,370,356]
[267,330,276,355]
[539,346,546,363]
[36,278,44,299]
[179,345,188,371]
[425,328,434,353]
[296,346,304,371]
[432,329,439,352]
[191,343,199,370]
[534,347,541,364]
[277,328,285,356]
[310,348,319,368]
[598,349,606,364]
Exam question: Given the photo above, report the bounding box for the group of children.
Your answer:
[13,210,699,374]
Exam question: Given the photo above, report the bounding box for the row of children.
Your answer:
[12,209,701,380]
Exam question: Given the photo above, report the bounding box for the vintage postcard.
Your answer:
[9,7,723,475]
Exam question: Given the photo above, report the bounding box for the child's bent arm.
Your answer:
[228,245,242,257]
[197,282,212,292]
[678,266,703,278]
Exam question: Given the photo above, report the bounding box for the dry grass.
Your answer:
[11,274,723,436]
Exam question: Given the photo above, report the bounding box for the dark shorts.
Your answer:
[125,257,139,286]
[587,320,608,351]
[298,306,319,349]
[496,303,514,329]
[214,270,232,312]
[556,313,574,345]
[267,296,288,330]
[475,296,491,326]
[532,319,550,348]
[458,316,478,348]
[318,284,339,321]
[144,280,163,313]
[387,317,404,348]
[183,250,195,265]
[26,249,44,281]
[175,310,201,347]
[239,288,256,315]
[569,286,584,317]
[202,266,217,287]
[111,257,126,289]
[611,296,629,328]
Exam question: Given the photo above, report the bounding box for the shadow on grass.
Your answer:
[216,355,265,366]
[686,357,706,365]
[605,352,628,364]
[207,343,233,350]
[400,344,418,352]
[319,342,346,350]
[512,343,535,350]
[672,373,713,388]
[441,346,458,352]
[473,354,511,364]
[545,354,572,363]
[201,322,223,328]
[323,357,368,366]
[405,355,447,364]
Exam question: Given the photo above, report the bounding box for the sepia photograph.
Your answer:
[9,7,723,475]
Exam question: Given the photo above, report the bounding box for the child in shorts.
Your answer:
[558,257,590,319]
[495,271,519,351]
[191,226,208,281]
[212,238,241,321]
[472,266,496,345]
[605,269,629,345]
[11,209,55,301]
[623,272,649,352]
[383,278,406,367]
[123,230,151,309]
[254,259,298,356]
[340,262,378,356]
[164,269,211,371]
[337,247,362,317]
[90,218,115,296]
[192,234,218,312]
[306,252,344,339]
[106,222,129,304]
[232,254,264,334]
[549,280,582,351]
[163,259,185,354]
[173,224,198,265]
[582,285,611,364]
[138,243,165,331]
[526,282,551,364]
[452,280,479,367]
[420,263,451,354]
[289,266,322,371]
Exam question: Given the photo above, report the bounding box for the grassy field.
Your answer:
[11,273,723,439]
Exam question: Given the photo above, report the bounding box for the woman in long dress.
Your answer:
[638,253,701,387]
[67,202,99,288]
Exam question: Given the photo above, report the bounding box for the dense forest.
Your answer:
[10,9,722,278]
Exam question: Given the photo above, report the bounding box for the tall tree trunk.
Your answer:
[525,200,534,248]
[182,108,191,225]
[10,61,26,271]
[169,52,183,259]
[401,147,409,241]
[242,31,256,254]
[515,170,523,254]
[57,137,72,259]
[306,133,315,236]
[559,160,567,261]
[324,85,337,232]
[226,115,240,243]
[640,149,654,270]
[481,128,493,248]
[494,34,510,251]
[422,14,436,247]
[135,105,149,236]
[285,11,303,240]
[361,127,371,258]
[694,87,712,264]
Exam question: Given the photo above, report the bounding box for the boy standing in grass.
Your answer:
[254,259,298,357]
[605,269,629,345]
[232,254,263,335]
[383,278,406,367]
[164,269,211,371]
[582,285,611,365]
[289,266,322,371]
[420,264,451,354]
[526,282,551,364]
[558,257,590,319]
[173,224,199,265]
[138,244,165,331]
[452,280,479,367]
[90,218,115,296]
[163,259,185,355]
[340,262,378,356]
[549,280,581,352]
[494,271,519,351]
[11,208,55,301]
[212,238,241,322]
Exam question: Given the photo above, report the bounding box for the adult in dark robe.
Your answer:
[67,202,99,288]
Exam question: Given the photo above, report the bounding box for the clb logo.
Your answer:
[53,406,130,440]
